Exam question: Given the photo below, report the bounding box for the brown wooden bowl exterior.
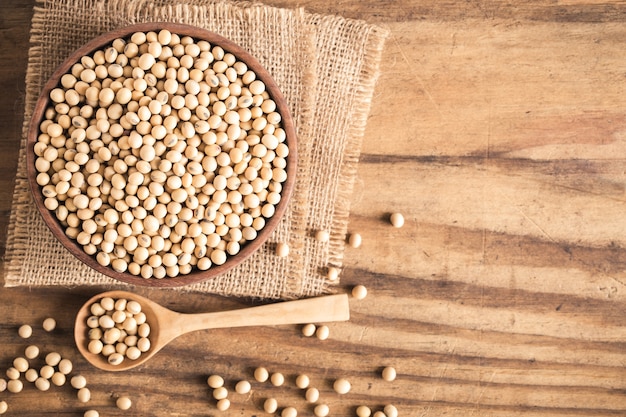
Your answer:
[26,22,297,288]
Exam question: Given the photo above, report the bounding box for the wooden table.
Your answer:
[2,1,626,415]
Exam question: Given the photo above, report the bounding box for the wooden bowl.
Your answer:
[26,22,297,287]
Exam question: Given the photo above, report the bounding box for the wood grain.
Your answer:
[0,0,31,257]
[3,0,626,416]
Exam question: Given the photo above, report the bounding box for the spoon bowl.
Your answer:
[74,290,350,371]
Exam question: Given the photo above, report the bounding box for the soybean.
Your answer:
[315,229,329,242]
[216,398,230,411]
[348,233,362,248]
[327,267,340,281]
[254,366,269,383]
[42,317,57,332]
[212,386,228,400]
[389,212,405,228]
[35,377,51,391]
[77,387,92,403]
[18,324,33,339]
[207,374,224,388]
[45,352,62,367]
[315,325,330,341]
[7,379,23,393]
[25,369,39,383]
[40,365,54,379]
[51,372,66,387]
[5,368,19,380]
[295,374,310,389]
[382,366,397,382]
[384,405,399,417]
[13,357,29,373]
[282,407,298,417]
[270,372,285,387]
[116,396,132,410]
[235,380,251,394]
[301,323,316,337]
[263,398,278,413]
[71,375,88,389]
[333,377,351,394]
[305,387,319,403]
[356,406,372,417]
[275,242,289,257]
[352,284,368,300]
[314,404,330,417]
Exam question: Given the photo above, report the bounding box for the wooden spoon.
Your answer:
[74,290,350,371]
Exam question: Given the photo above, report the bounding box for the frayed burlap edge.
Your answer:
[306,14,389,270]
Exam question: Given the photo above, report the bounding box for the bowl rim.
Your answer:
[26,22,297,288]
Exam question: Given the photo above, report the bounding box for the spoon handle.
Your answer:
[178,294,350,334]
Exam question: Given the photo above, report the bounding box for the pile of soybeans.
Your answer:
[31,28,290,279]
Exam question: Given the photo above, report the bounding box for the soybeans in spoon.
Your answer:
[75,290,350,371]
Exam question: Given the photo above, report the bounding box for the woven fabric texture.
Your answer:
[4,0,388,299]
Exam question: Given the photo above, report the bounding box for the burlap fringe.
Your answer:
[321,17,390,269]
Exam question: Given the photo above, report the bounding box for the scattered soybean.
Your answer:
[116,396,132,410]
[384,404,399,417]
[356,405,372,417]
[348,233,362,248]
[389,212,405,228]
[275,242,290,257]
[315,230,329,242]
[212,386,228,400]
[270,372,285,387]
[235,380,251,394]
[301,323,316,337]
[263,398,278,413]
[295,374,310,389]
[42,317,57,332]
[333,378,351,394]
[18,324,33,339]
[352,284,368,300]
[216,398,230,411]
[207,374,224,388]
[314,404,330,417]
[315,325,330,341]
[305,387,319,403]
[282,406,298,417]
[382,366,397,382]
[254,366,269,383]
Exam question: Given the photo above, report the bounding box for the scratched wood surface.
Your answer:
[2,1,626,416]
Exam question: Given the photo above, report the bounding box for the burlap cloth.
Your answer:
[3,0,388,299]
